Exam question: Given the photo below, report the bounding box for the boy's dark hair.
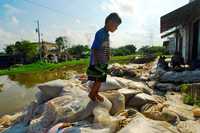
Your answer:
[105,12,122,25]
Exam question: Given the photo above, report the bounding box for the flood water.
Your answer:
[0,75,37,116]
[0,65,86,116]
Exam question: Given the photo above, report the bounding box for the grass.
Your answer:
[180,84,200,107]
[0,59,89,75]
[0,55,134,76]
[183,94,200,107]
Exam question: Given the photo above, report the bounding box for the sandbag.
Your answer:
[28,84,96,133]
[2,123,28,133]
[92,97,124,133]
[101,91,125,115]
[155,83,177,92]
[37,79,68,100]
[165,92,194,120]
[127,93,157,108]
[118,114,179,133]
[48,122,110,133]
[143,109,179,125]
[86,75,122,92]
[160,70,200,83]
[192,107,200,117]
[48,121,111,133]
[114,77,153,95]
[177,120,200,133]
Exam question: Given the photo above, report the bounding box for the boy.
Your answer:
[87,13,122,101]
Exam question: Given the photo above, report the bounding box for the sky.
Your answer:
[0,0,189,51]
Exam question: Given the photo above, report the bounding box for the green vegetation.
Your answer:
[180,84,190,93]
[137,45,169,56]
[0,84,3,92]
[112,44,137,56]
[0,55,133,75]
[1,39,167,75]
[183,94,200,107]
[68,45,90,58]
[55,36,69,51]
[5,40,39,64]
[0,59,88,75]
[183,94,195,105]
[180,84,200,107]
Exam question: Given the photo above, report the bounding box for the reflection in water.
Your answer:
[0,76,38,116]
[9,70,67,88]
[0,64,86,116]
[9,64,86,88]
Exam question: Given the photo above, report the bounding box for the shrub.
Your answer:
[180,84,190,93]
[183,94,194,105]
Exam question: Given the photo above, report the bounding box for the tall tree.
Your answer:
[68,45,90,58]
[55,36,69,52]
[138,45,167,56]
[5,40,39,64]
[112,44,137,56]
[5,45,16,55]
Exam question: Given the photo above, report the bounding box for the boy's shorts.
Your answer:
[86,64,108,82]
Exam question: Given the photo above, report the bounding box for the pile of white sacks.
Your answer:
[2,73,200,133]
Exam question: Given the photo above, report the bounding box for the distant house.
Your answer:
[160,0,200,63]
[41,41,71,62]
[41,41,59,59]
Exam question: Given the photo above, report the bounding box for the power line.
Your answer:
[23,0,68,16]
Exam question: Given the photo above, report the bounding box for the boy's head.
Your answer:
[105,12,122,32]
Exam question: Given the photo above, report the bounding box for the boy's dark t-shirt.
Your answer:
[90,27,110,65]
[87,27,110,82]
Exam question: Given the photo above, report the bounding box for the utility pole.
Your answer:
[36,20,42,60]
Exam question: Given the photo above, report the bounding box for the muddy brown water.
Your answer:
[0,66,86,116]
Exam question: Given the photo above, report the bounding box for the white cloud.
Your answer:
[42,25,91,46]
[11,16,19,25]
[3,4,22,26]
[101,0,135,17]
[75,19,81,24]
[100,0,188,47]
[3,4,22,15]
[0,27,36,51]
[0,28,15,42]
[0,27,18,51]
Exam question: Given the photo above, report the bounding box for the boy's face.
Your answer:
[107,20,119,32]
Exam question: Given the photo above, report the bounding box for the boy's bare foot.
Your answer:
[96,94,104,102]
[58,122,71,130]
[88,93,96,101]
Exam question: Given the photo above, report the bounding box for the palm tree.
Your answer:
[55,37,65,52]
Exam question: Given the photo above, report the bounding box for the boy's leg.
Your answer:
[88,80,104,102]
[89,80,101,101]
[94,80,104,102]
[88,81,97,101]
